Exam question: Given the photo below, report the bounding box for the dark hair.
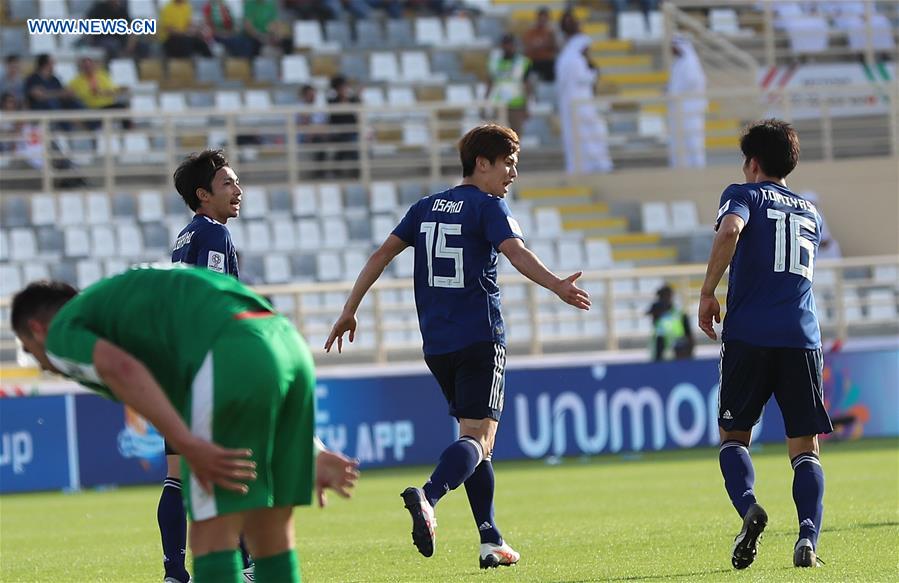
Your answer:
[173,149,229,211]
[4,54,20,65]
[740,119,800,179]
[458,124,520,177]
[36,54,51,68]
[330,75,347,91]
[11,280,78,335]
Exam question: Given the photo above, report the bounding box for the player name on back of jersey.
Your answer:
[172,230,194,252]
[761,188,816,213]
[432,199,464,213]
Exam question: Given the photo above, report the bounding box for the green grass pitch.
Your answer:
[2,438,896,582]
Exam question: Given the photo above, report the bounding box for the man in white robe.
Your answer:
[667,34,707,168]
[555,33,613,174]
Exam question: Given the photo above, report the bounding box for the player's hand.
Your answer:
[324,311,357,353]
[553,272,591,311]
[179,435,256,495]
[315,449,360,508]
[698,294,721,340]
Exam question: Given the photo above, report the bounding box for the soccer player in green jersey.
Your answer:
[10,265,359,583]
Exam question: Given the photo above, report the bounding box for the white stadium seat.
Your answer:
[293,185,318,216]
[317,184,343,216]
[414,17,445,46]
[64,227,91,257]
[370,52,400,83]
[30,193,56,226]
[86,192,111,224]
[137,191,164,222]
[109,59,140,88]
[76,260,103,289]
[281,55,311,83]
[370,182,399,213]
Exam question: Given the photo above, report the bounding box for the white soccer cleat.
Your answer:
[479,541,520,569]
[401,487,437,557]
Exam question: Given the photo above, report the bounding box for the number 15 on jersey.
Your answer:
[420,222,464,288]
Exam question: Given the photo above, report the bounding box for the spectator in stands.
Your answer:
[68,57,131,128]
[282,0,334,20]
[204,0,256,57]
[555,34,613,174]
[84,0,148,59]
[559,7,581,41]
[1,55,26,104]
[522,7,560,83]
[647,284,694,361]
[244,0,293,57]
[327,75,361,178]
[667,34,707,169]
[159,0,214,58]
[24,54,85,131]
[486,34,533,136]
[297,84,328,178]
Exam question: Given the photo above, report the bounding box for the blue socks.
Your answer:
[464,454,503,545]
[719,440,757,517]
[792,452,825,549]
[158,477,189,583]
[423,436,483,508]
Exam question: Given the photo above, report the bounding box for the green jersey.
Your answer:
[45,264,273,410]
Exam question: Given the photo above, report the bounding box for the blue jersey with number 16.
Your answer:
[392,185,523,355]
[717,181,821,349]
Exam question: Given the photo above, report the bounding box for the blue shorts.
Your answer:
[718,340,833,438]
[424,342,506,422]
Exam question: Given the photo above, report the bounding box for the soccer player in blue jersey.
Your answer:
[165,149,249,582]
[699,119,833,570]
[325,123,591,568]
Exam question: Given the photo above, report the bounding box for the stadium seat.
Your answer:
[386,19,414,48]
[355,20,385,49]
[534,207,563,239]
[1,28,27,57]
[128,0,156,18]
[617,12,647,41]
[141,223,169,253]
[370,182,399,213]
[414,17,445,46]
[245,89,272,109]
[90,225,117,258]
[109,59,140,88]
[253,57,279,84]
[116,224,144,258]
[293,185,317,216]
[371,215,395,243]
[402,121,430,146]
[53,61,78,85]
[22,262,50,283]
[446,17,482,47]
[867,289,898,322]
[130,94,157,113]
[104,258,130,278]
[294,20,337,51]
[196,58,224,86]
[137,191,163,222]
[872,265,899,284]
[290,253,317,280]
[244,221,272,252]
[0,264,22,297]
[317,184,343,216]
[370,52,401,83]
[263,254,292,283]
[239,187,268,219]
[76,260,103,289]
[529,241,557,269]
[281,55,311,84]
[387,86,416,107]
[325,20,352,46]
[39,0,67,19]
[214,91,243,111]
[225,220,244,249]
[400,51,437,82]
[399,182,425,205]
[9,0,38,20]
[558,239,586,270]
[297,218,322,250]
[84,192,111,224]
[343,248,368,276]
[167,59,196,87]
[316,251,343,281]
[669,201,699,233]
[159,92,188,113]
[30,194,56,226]
[641,202,670,233]
[446,82,475,104]
[322,217,349,248]
[709,9,740,35]
[270,218,297,251]
[393,248,415,277]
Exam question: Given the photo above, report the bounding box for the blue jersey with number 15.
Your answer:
[717,181,821,349]
[392,185,523,355]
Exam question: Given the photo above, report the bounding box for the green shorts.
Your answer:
[181,314,316,521]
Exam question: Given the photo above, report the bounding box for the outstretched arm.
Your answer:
[93,339,255,494]
[325,234,409,352]
[498,237,590,310]
[698,214,744,340]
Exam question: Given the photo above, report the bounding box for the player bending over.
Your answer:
[11,266,360,583]
[325,123,590,569]
[699,119,833,570]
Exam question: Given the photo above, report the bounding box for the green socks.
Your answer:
[193,549,241,583]
[254,549,300,583]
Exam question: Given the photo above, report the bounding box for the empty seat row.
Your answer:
[297,16,486,51]
[640,201,701,234]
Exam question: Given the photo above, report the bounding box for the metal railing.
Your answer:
[2,256,896,367]
[668,0,899,69]
[1,82,896,194]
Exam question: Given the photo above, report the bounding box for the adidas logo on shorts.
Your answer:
[723,410,733,420]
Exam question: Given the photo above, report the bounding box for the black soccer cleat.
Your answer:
[793,538,822,568]
[731,503,768,569]
[401,487,437,558]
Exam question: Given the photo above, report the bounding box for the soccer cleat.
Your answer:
[479,541,520,569]
[401,487,437,558]
[731,503,768,569]
[163,578,189,583]
[793,538,821,568]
